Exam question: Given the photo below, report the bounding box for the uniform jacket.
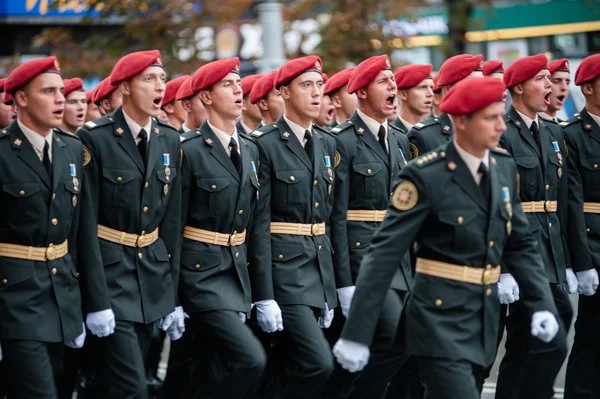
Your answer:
[407,113,453,160]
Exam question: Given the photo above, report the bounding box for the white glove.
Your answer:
[576,269,599,296]
[255,299,284,333]
[333,338,370,373]
[239,312,247,323]
[164,307,187,341]
[497,273,520,304]
[560,268,578,294]
[86,309,116,337]
[337,286,356,318]
[66,323,87,348]
[157,306,184,331]
[318,303,334,328]
[530,310,559,343]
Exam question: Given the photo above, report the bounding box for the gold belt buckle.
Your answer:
[229,232,237,246]
[311,224,320,236]
[482,269,493,285]
[136,233,146,247]
[46,245,56,261]
[545,201,552,212]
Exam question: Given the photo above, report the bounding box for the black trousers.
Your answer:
[2,339,62,399]
[187,310,266,399]
[89,320,154,399]
[266,304,334,399]
[565,291,600,398]
[495,284,572,399]
[418,357,484,399]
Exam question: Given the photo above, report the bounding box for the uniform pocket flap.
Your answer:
[584,214,600,234]
[157,169,177,184]
[102,169,136,184]
[99,246,123,266]
[2,182,40,198]
[64,180,79,194]
[274,170,306,184]
[439,211,477,226]
[271,243,304,261]
[580,158,600,171]
[0,261,33,286]
[548,153,561,166]
[181,250,221,271]
[196,177,230,192]
[152,243,170,262]
[514,156,538,169]
[352,162,383,176]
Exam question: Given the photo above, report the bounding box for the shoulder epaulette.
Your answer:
[0,128,10,138]
[313,125,331,137]
[154,118,178,132]
[388,123,403,135]
[252,122,278,139]
[561,115,581,127]
[180,129,202,143]
[83,116,112,129]
[492,147,510,156]
[411,117,439,131]
[330,119,354,134]
[54,127,80,141]
[413,150,445,167]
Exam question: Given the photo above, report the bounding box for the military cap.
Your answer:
[548,58,569,75]
[110,50,163,86]
[348,55,392,94]
[163,75,189,105]
[92,77,118,105]
[175,76,194,101]
[575,54,600,85]
[323,68,354,96]
[483,60,504,76]
[441,77,506,115]
[249,71,277,104]
[85,90,95,103]
[192,57,240,93]
[437,54,483,87]
[5,56,61,94]
[394,64,433,89]
[503,54,548,88]
[274,55,322,90]
[241,74,263,97]
[432,74,441,94]
[63,78,84,97]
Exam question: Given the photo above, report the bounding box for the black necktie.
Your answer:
[229,137,242,178]
[378,125,388,156]
[478,162,490,205]
[304,130,314,164]
[530,121,543,156]
[42,140,52,181]
[138,128,148,167]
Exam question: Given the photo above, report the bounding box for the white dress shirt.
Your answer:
[122,109,152,145]
[18,118,53,162]
[283,114,312,148]
[207,120,240,156]
[588,111,600,128]
[515,109,539,130]
[453,140,489,185]
[398,116,414,132]
[357,108,388,152]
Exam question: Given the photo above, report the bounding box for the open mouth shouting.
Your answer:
[543,91,551,106]
[385,94,396,109]
[556,94,566,106]
[152,96,163,109]
[53,108,64,119]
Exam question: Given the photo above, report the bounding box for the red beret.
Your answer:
[0,78,5,93]
[163,75,189,105]
[483,60,504,76]
[5,56,61,94]
[548,58,570,75]
[432,74,441,93]
[437,54,483,87]
[4,92,12,106]
[575,54,600,85]
[348,55,392,94]
[86,90,95,103]
[92,77,118,105]
[503,54,548,88]
[323,68,354,96]
[175,76,195,101]
[275,55,323,90]
[110,50,163,86]
[441,77,506,115]
[63,77,84,97]
[394,64,433,89]
[249,71,277,104]
[322,73,329,83]
[192,57,240,93]
[241,74,263,97]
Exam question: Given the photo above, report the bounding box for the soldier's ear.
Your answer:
[198,90,212,105]
[181,99,192,113]
[356,88,367,100]
[582,82,594,96]
[331,95,342,108]
[512,83,524,95]
[397,89,409,102]
[279,85,290,100]
[162,102,174,114]
[14,90,27,108]
[119,81,131,96]
[257,98,269,112]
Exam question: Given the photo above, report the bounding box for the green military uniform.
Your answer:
[539,113,564,125]
[77,106,182,397]
[562,109,600,397]
[341,141,557,398]
[252,116,337,398]
[0,122,90,397]
[406,113,453,160]
[391,117,409,134]
[495,105,572,399]
[329,111,414,398]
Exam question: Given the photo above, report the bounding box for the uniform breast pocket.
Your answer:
[438,210,478,253]
[273,170,307,205]
[514,156,540,195]
[351,162,384,199]
[102,169,137,209]
[1,182,43,222]
[195,177,231,215]
[579,158,600,194]
[547,154,562,184]
[156,169,177,208]
[63,180,80,216]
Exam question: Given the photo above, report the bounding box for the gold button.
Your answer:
[486,288,492,296]
[52,193,56,199]
[168,254,171,259]
[290,176,296,181]
[145,181,149,188]
[545,185,549,190]
[318,245,322,250]
[195,264,200,269]
[51,268,57,275]
[51,218,58,226]
[211,184,217,190]
[19,190,25,196]
[595,164,598,169]
[489,241,494,248]
[2,279,7,284]
[367,169,372,174]
[235,252,240,259]
[549,223,552,228]
[315,202,319,208]
[313,180,318,186]
[238,209,243,215]
[143,206,148,213]
[278,254,283,260]
[587,228,591,233]
[117,177,123,182]
[138,252,143,259]
[435,299,442,306]
[457,216,464,224]
[355,242,361,248]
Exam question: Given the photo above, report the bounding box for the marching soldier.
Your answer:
[0,78,16,128]
[175,75,208,134]
[407,54,483,160]
[323,68,357,128]
[495,54,573,399]
[540,59,571,124]
[315,92,336,129]
[333,76,561,399]
[238,74,264,135]
[483,60,505,79]
[77,50,185,398]
[392,64,435,134]
[249,70,285,127]
[0,56,88,398]
[252,55,337,398]
[92,76,122,116]
[61,78,87,134]
[562,53,600,398]
[161,75,189,130]
[85,90,102,122]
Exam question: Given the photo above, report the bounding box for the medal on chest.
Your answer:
[324,155,333,195]
[251,161,259,200]
[399,148,407,166]
[163,153,171,195]
[69,163,79,192]
[502,186,512,235]
[552,141,563,165]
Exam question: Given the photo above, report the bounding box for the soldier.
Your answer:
[161,75,189,130]
[540,59,570,124]
[85,90,102,122]
[407,54,483,160]
[327,54,416,399]
[315,92,336,129]
[92,76,122,116]
[238,74,264,135]
[431,75,442,117]
[61,78,87,134]
[494,54,573,399]
[0,56,89,397]
[249,70,284,126]
[323,68,357,129]
[251,55,337,398]
[77,50,185,398]
[333,76,561,399]
[483,60,505,79]
[392,64,435,134]
[562,53,600,399]
[175,75,208,134]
